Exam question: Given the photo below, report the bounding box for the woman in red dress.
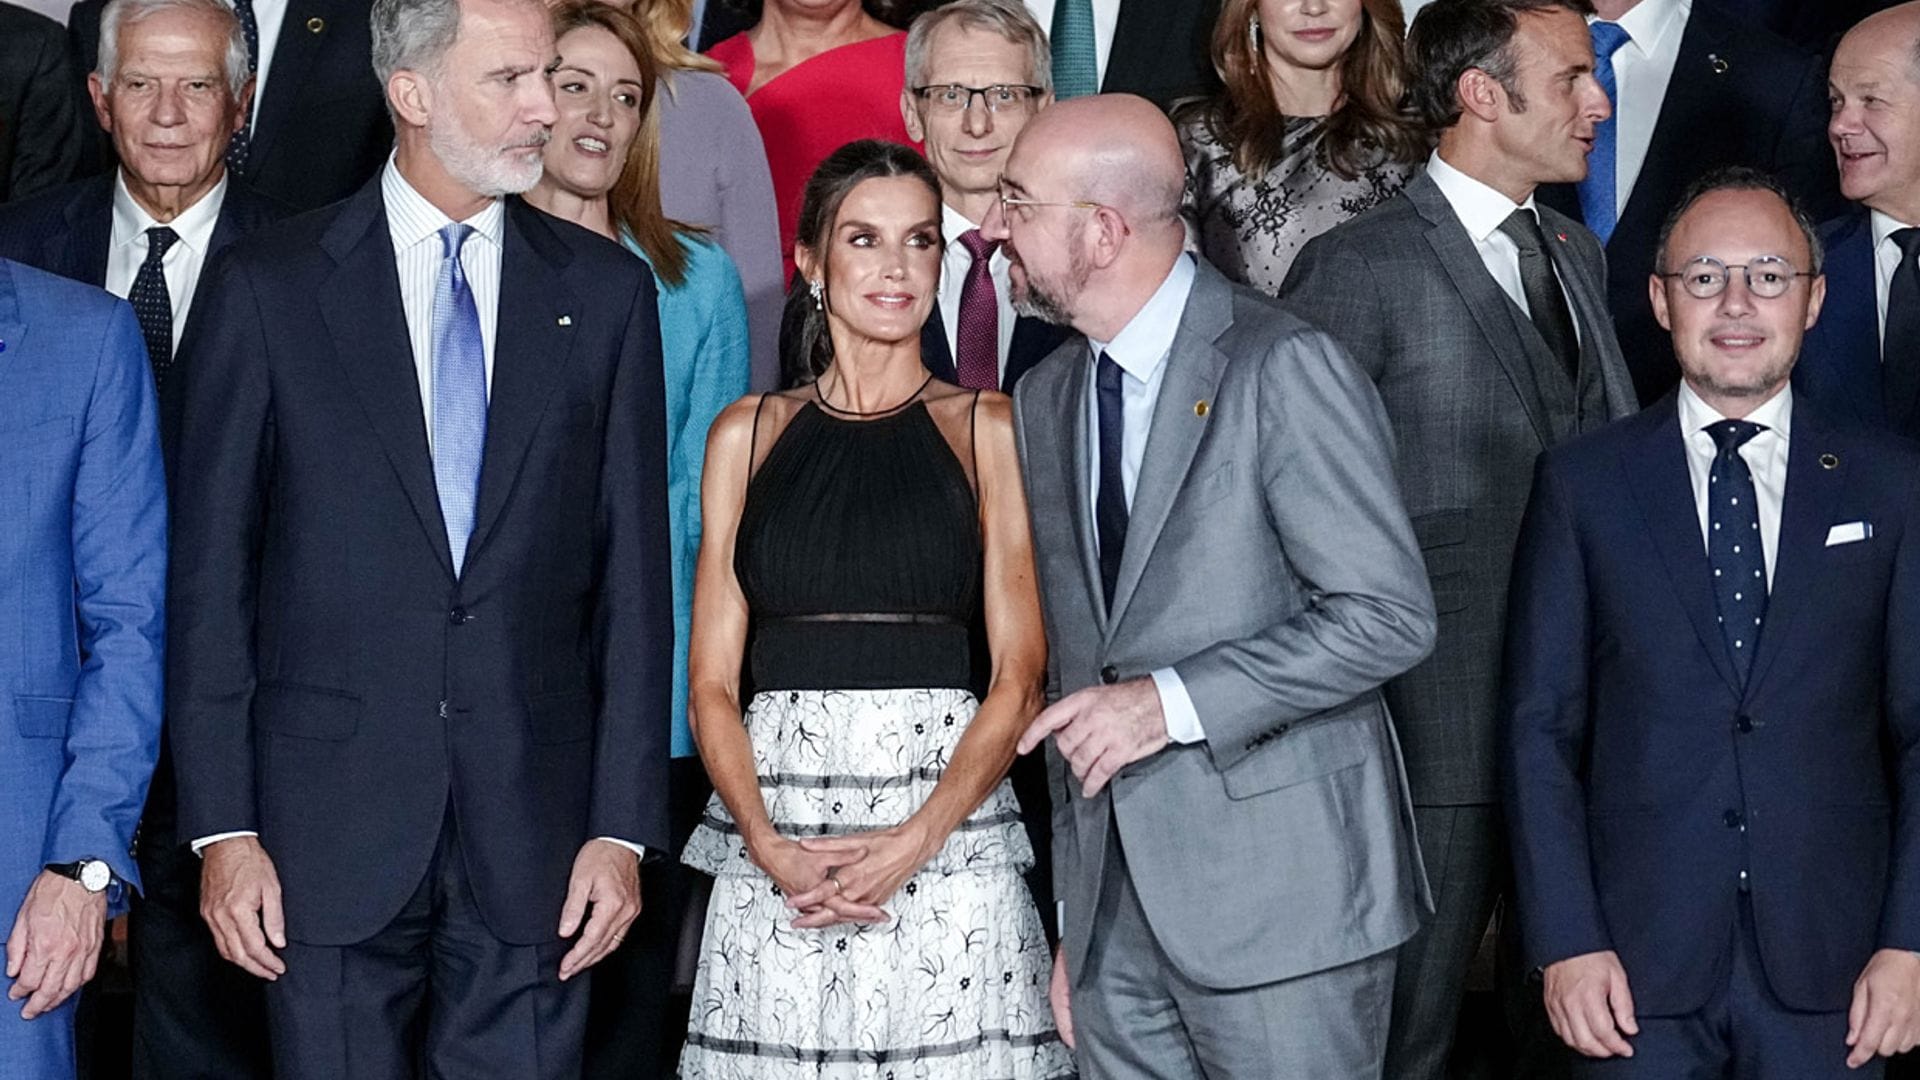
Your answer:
[707,0,921,286]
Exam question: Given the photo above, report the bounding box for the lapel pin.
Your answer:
[1820,452,1840,470]
[1194,400,1209,417]
[306,15,324,31]
[1708,52,1728,75]
[1556,231,1569,243]
[557,314,573,326]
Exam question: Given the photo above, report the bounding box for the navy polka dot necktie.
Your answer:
[226,0,260,174]
[129,226,179,383]
[1707,419,1768,684]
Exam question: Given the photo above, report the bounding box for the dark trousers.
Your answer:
[583,755,710,1078]
[130,751,273,1080]
[1575,896,1884,1080]
[263,804,588,1080]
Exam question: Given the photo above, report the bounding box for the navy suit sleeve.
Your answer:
[590,272,673,853]
[1879,463,1920,951]
[45,298,167,895]
[1502,453,1612,970]
[166,252,272,842]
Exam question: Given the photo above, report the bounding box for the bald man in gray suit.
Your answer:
[988,95,1437,1079]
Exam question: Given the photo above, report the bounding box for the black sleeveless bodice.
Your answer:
[735,401,980,691]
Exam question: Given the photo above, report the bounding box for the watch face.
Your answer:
[78,860,111,893]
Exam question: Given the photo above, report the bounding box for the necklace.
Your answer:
[813,373,935,418]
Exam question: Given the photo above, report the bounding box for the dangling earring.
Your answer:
[1248,12,1261,49]
[810,279,824,310]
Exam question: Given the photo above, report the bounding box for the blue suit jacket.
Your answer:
[1502,392,1920,1015]
[1794,212,1896,433]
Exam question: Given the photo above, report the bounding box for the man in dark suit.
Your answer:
[1283,1,1639,1076]
[0,1,85,203]
[1504,167,1920,1078]
[1019,0,1220,107]
[167,0,672,1072]
[1797,3,1920,439]
[0,2,286,1075]
[1536,0,1836,406]
[70,0,391,210]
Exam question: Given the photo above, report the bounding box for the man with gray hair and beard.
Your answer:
[165,0,673,1071]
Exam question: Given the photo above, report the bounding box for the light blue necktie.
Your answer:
[1050,0,1098,100]
[1577,21,1633,245]
[432,223,488,576]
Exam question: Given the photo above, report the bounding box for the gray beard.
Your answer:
[428,115,546,198]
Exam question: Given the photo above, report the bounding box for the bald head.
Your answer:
[1014,95,1186,227]
[1831,2,1920,221]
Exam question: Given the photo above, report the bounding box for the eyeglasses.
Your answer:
[995,187,1104,224]
[911,83,1045,113]
[1657,255,1816,300]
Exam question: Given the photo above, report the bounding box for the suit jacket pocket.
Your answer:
[1412,508,1472,613]
[527,689,594,744]
[14,695,75,739]
[1221,718,1368,800]
[254,682,362,741]
[1183,462,1236,511]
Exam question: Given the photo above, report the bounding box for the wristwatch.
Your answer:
[45,859,113,894]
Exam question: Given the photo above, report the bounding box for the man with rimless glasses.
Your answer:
[1503,165,1920,1078]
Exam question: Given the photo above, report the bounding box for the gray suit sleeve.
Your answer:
[1172,329,1437,771]
[1279,233,1392,382]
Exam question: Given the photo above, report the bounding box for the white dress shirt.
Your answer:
[105,171,227,352]
[1871,209,1918,354]
[1678,381,1789,589]
[1594,0,1689,219]
[937,203,1016,379]
[1022,0,1120,87]
[196,160,645,860]
[247,0,288,130]
[1082,254,1205,744]
[1426,150,1582,344]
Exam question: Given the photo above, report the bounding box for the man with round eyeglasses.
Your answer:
[1503,164,1920,1078]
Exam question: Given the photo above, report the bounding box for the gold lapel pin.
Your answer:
[557,315,573,326]
[1820,452,1840,470]
[306,16,324,31]
[1194,400,1209,417]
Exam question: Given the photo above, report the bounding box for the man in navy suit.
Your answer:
[1797,3,1920,439]
[166,0,672,1072]
[1504,167,1920,1077]
[0,258,166,1079]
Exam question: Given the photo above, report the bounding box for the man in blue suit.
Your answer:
[0,257,166,1075]
[1504,167,1920,1077]
[1797,3,1920,437]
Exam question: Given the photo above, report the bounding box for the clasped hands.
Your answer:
[200,835,641,982]
[1544,947,1920,1067]
[756,821,937,929]
[1016,676,1169,797]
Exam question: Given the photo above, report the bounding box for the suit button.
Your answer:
[1735,714,1754,734]
[1100,665,1118,684]
[1723,809,1743,829]
[449,606,470,624]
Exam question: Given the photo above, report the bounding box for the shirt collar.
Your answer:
[111,170,228,252]
[1678,379,1793,442]
[380,154,506,252]
[1599,0,1687,57]
[1089,253,1196,382]
[942,203,981,248]
[1426,150,1539,244]
[1871,208,1918,254]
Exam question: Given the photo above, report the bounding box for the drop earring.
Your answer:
[810,280,824,310]
[1248,13,1260,49]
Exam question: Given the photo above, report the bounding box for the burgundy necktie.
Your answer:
[955,229,1001,390]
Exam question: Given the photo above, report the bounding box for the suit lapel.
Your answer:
[1623,397,1743,695]
[1410,178,1557,448]
[1800,215,1883,427]
[920,304,957,383]
[0,260,27,360]
[1745,405,1846,698]
[1541,207,1638,417]
[465,198,575,565]
[1105,265,1232,632]
[1614,13,1723,233]
[1041,340,1106,638]
[317,182,455,579]
[245,0,330,168]
[59,177,113,286]
[1005,316,1068,391]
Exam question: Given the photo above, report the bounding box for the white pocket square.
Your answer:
[1826,521,1871,546]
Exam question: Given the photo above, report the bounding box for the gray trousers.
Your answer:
[1073,831,1396,1079]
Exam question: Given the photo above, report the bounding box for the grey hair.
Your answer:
[905,0,1051,92]
[96,0,251,104]
[370,0,464,89]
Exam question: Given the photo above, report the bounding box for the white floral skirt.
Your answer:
[680,687,1074,1080]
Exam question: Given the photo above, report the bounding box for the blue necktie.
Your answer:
[1577,21,1632,245]
[1706,420,1768,685]
[1050,0,1099,100]
[226,0,260,174]
[1095,351,1127,610]
[433,223,488,576]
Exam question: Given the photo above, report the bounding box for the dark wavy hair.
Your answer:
[781,140,941,385]
[1405,0,1594,136]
